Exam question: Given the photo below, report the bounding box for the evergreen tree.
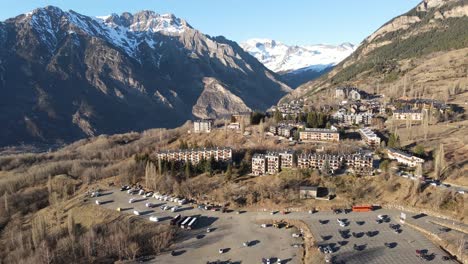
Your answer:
[307,112,317,128]
[225,163,233,181]
[274,110,283,123]
[388,133,400,148]
[185,161,191,178]
[322,160,331,176]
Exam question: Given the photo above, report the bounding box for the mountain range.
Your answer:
[283,0,468,103]
[0,6,291,146]
[241,39,355,87]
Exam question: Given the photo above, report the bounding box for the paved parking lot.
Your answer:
[303,211,454,264]
[94,189,301,264]
[93,190,457,264]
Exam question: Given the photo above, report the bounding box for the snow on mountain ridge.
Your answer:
[241,39,356,73]
[23,7,192,59]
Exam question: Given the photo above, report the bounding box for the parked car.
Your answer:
[133,210,140,215]
[171,206,179,212]
[129,198,135,203]
[95,200,101,205]
[292,233,301,238]
[149,216,159,222]
[145,202,155,208]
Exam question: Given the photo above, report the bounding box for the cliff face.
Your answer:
[0,7,290,146]
[283,0,468,102]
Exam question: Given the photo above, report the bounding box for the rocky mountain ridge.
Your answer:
[283,0,468,102]
[0,6,290,146]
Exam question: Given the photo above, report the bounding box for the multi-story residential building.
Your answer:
[269,125,278,135]
[333,112,373,126]
[193,119,214,133]
[298,153,342,174]
[392,110,422,121]
[387,148,424,167]
[336,87,367,101]
[278,121,306,129]
[299,128,340,142]
[277,125,296,138]
[342,153,374,174]
[394,98,448,112]
[279,150,295,168]
[252,154,267,176]
[156,147,232,164]
[298,152,373,175]
[359,127,381,147]
[266,152,281,174]
[251,150,296,175]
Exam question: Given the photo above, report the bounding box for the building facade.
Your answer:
[299,128,340,142]
[333,113,373,126]
[359,127,381,147]
[193,119,214,133]
[336,87,366,101]
[266,152,281,174]
[156,147,232,164]
[279,150,295,168]
[387,148,424,167]
[251,150,296,175]
[252,154,267,176]
[298,152,373,175]
[392,110,422,121]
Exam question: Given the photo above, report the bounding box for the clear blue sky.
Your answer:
[0,0,420,45]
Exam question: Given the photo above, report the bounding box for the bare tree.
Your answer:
[32,215,47,249]
[434,144,446,180]
[3,192,8,215]
[67,213,76,240]
[240,117,245,135]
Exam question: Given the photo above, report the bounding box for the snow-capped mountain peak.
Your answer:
[21,6,193,59]
[97,11,191,34]
[241,39,356,73]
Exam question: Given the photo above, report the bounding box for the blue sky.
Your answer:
[1,0,420,45]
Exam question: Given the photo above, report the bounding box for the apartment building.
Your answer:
[193,119,214,133]
[277,125,296,138]
[279,150,295,168]
[298,152,373,175]
[334,113,373,126]
[299,128,340,142]
[156,147,232,164]
[387,148,424,167]
[251,150,296,175]
[266,152,281,174]
[252,154,267,176]
[392,110,422,121]
[359,127,381,147]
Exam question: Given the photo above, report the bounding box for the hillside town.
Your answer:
[149,86,462,189]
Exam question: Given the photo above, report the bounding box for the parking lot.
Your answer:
[93,189,457,264]
[94,189,302,264]
[302,211,455,264]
